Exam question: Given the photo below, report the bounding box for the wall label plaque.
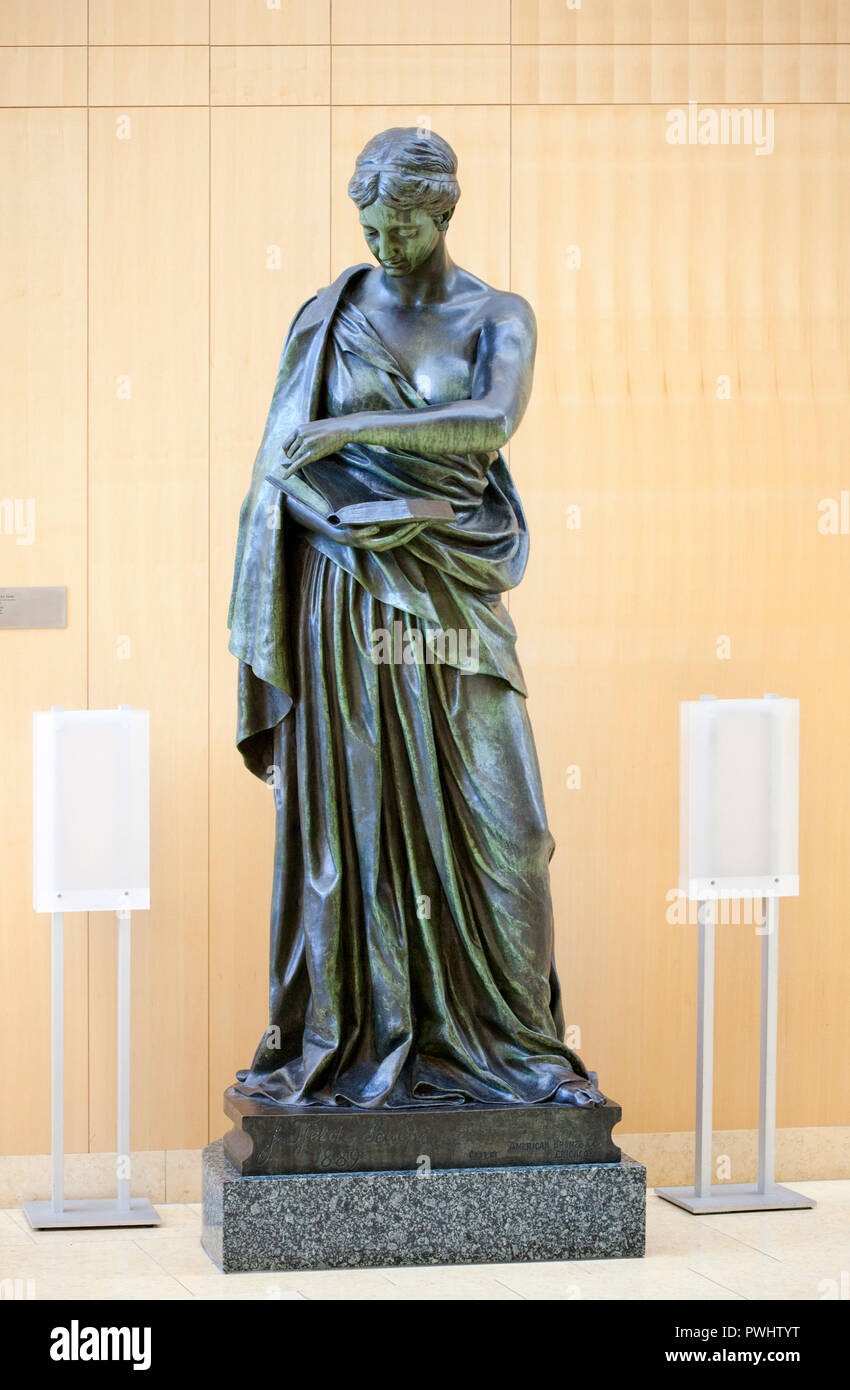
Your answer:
[0,587,66,629]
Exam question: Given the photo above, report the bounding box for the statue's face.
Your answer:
[358,200,442,276]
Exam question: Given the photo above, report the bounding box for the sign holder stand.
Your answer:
[657,693,814,1216]
[23,706,160,1230]
[656,897,814,1214]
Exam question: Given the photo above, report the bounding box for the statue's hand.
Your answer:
[351,520,423,552]
[281,419,350,475]
[283,493,378,547]
[320,517,422,551]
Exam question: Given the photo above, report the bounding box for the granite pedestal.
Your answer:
[202,1103,646,1272]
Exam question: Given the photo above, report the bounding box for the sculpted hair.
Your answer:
[347,127,460,229]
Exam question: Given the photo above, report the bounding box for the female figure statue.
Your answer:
[228,128,603,1110]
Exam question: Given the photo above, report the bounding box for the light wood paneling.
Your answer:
[511,104,850,1133]
[0,48,86,107]
[88,108,209,1151]
[88,46,209,107]
[0,110,88,1154]
[210,0,330,46]
[332,0,510,44]
[513,44,850,103]
[4,4,850,1156]
[332,45,511,106]
[0,0,85,45]
[512,0,850,45]
[88,0,210,45]
[208,108,331,1131]
[210,45,330,105]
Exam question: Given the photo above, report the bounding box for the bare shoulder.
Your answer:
[489,289,537,344]
[456,270,536,341]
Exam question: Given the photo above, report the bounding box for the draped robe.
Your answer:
[228,263,595,1108]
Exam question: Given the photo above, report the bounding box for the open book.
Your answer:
[265,454,456,527]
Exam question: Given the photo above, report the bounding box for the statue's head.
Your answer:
[348,127,460,277]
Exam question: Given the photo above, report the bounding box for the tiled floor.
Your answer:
[1,1182,846,1300]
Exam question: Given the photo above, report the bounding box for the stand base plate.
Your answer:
[22,1197,161,1230]
[655,1182,815,1214]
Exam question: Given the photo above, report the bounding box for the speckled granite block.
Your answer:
[201,1139,645,1272]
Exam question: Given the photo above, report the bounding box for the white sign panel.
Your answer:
[33,709,150,913]
[679,696,799,900]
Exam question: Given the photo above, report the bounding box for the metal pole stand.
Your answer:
[656,898,815,1214]
[23,908,160,1230]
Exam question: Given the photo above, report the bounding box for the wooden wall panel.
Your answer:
[0,1,85,45]
[332,46,511,106]
[0,48,86,106]
[512,44,850,104]
[210,46,330,105]
[88,108,209,1151]
[332,0,510,44]
[3,4,850,1158]
[210,1,329,45]
[511,0,850,45]
[88,46,210,106]
[0,111,88,1154]
[88,0,210,45]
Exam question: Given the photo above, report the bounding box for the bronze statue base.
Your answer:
[222,1084,622,1176]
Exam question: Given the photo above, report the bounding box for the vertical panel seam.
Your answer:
[329,0,333,284]
[85,0,91,1155]
[206,0,212,1157]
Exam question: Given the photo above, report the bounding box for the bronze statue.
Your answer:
[228,128,604,1110]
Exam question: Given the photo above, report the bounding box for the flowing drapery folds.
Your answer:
[228,265,598,1107]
